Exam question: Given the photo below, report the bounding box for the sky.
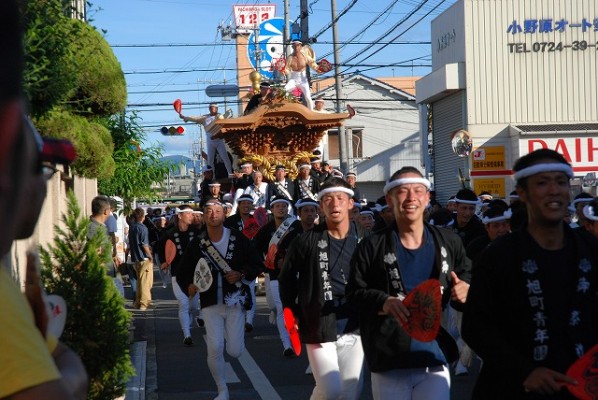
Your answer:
[93,0,457,158]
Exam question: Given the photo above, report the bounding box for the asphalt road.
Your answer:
[128,271,478,400]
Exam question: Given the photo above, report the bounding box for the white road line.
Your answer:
[238,349,282,400]
[225,363,240,383]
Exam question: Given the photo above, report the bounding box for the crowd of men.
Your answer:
[108,152,598,400]
[3,1,598,398]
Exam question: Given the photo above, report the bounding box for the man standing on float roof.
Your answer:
[284,40,322,110]
[179,103,233,177]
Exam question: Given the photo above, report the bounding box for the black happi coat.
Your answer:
[346,223,472,373]
[254,220,278,279]
[279,223,360,344]
[462,226,598,400]
[163,225,200,277]
[451,214,486,248]
[266,179,296,207]
[293,177,320,202]
[176,228,262,309]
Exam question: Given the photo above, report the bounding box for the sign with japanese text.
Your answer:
[506,16,598,54]
[472,146,506,171]
[233,4,276,33]
[473,178,506,198]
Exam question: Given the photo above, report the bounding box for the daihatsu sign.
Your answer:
[520,136,598,174]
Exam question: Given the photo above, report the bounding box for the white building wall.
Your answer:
[466,0,598,125]
[420,0,598,199]
[9,175,98,287]
[317,76,420,182]
[340,79,420,163]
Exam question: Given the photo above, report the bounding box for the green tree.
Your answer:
[22,0,128,180]
[40,192,134,400]
[99,113,171,214]
[35,109,116,179]
[21,0,80,117]
[66,20,127,116]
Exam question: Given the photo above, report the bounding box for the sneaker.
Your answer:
[183,337,193,346]
[283,348,296,358]
[195,317,205,328]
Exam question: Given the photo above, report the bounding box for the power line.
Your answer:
[110,40,430,48]
[127,98,418,108]
[124,63,430,76]
[342,0,430,65]
[342,0,446,70]
[310,0,359,40]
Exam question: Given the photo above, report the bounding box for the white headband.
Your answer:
[296,199,319,209]
[204,201,224,208]
[176,208,194,214]
[572,197,594,206]
[455,198,481,205]
[583,204,598,221]
[270,198,291,207]
[360,210,374,216]
[509,194,519,199]
[299,164,311,170]
[318,187,354,198]
[513,163,573,181]
[482,209,512,224]
[383,177,431,195]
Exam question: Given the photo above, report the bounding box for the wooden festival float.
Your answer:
[206,87,353,181]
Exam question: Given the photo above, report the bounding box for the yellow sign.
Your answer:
[474,178,506,198]
[472,146,507,170]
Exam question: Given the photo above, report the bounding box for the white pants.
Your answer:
[306,332,364,400]
[371,365,450,400]
[207,137,233,175]
[285,70,314,110]
[230,188,245,215]
[265,275,291,349]
[171,277,199,338]
[245,279,256,325]
[203,304,246,395]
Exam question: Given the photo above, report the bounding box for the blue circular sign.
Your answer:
[247,18,287,81]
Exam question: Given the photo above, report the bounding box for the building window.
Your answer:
[327,129,363,160]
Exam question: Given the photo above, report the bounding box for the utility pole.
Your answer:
[300,0,310,84]
[283,0,290,58]
[331,0,349,172]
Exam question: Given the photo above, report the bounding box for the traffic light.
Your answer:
[160,126,185,136]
